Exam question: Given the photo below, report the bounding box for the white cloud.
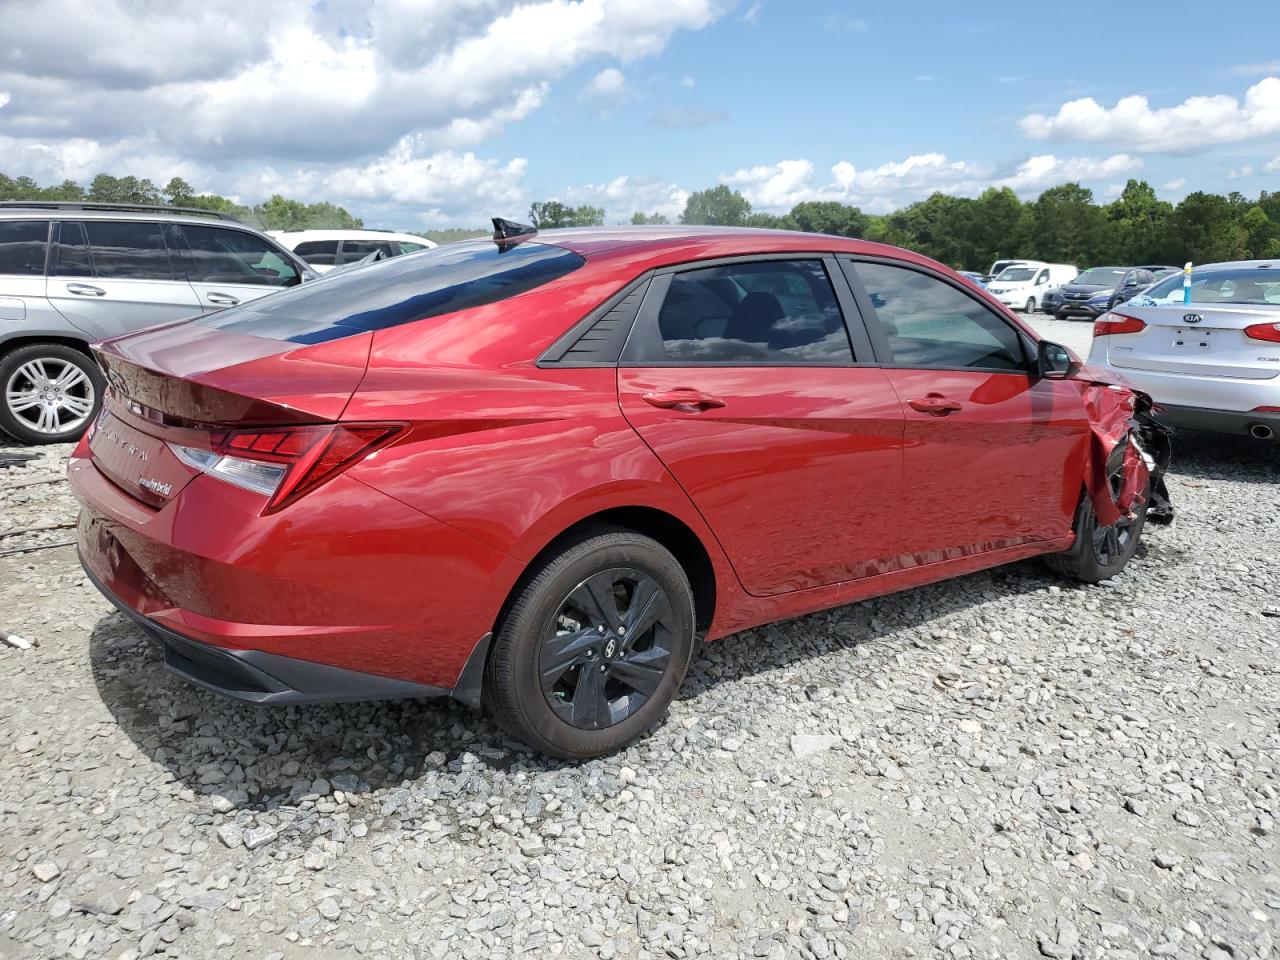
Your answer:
[1019,77,1280,153]
[1164,177,1187,190]
[680,75,696,88]
[994,154,1142,191]
[1226,164,1254,180]
[587,67,626,98]
[0,91,9,110]
[819,14,867,32]
[1266,156,1280,173]
[739,2,762,24]
[717,151,1140,213]
[560,175,690,222]
[1232,61,1280,77]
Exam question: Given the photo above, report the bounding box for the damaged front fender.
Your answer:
[1077,379,1174,528]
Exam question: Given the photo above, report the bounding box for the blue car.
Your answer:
[958,270,987,289]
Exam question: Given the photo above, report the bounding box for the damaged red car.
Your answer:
[69,223,1172,759]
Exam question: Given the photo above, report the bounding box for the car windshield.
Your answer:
[996,267,1036,282]
[195,239,585,344]
[1140,267,1280,306]
[1074,268,1125,285]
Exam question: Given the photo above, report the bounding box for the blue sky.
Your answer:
[2,0,1279,226]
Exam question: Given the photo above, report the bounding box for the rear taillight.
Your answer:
[169,422,405,512]
[1254,406,1280,413]
[1244,321,1280,343]
[1093,312,1146,337]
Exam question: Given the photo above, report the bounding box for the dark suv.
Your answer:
[1050,266,1163,321]
[0,202,314,443]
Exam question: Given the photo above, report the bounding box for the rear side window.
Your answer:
[82,220,177,280]
[626,259,852,364]
[293,240,339,265]
[51,221,92,276]
[181,225,299,287]
[339,240,392,264]
[852,261,1027,371]
[0,220,49,276]
[196,239,585,344]
[395,241,426,254]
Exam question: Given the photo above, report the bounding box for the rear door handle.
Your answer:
[66,283,106,297]
[641,389,727,411]
[908,394,962,416]
[206,292,240,306]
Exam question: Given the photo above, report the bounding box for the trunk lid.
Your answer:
[1102,303,1280,380]
[89,319,373,508]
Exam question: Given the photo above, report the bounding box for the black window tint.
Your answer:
[182,225,299,287]
[51,221,92,277]
[396,241,426,255]
[339,239,388,264]
[83,220,175,280]
[638,260,852,364]
[293,240,339,265]
[0,220,49,276]
[195,239,585,344]
[854,261,1027,371]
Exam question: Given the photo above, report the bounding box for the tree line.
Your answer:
[0,172,363,231]
[6,169,1277,269]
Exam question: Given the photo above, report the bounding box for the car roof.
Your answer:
[529,225,931,270]
[0,203,264,231]
[1192,259,1278,271]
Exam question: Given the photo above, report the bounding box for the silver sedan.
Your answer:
[1085,260,1280,441]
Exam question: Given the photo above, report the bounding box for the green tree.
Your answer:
[528,201,603,228]
[1029,183,1106,264]
[88,173,161,204]
[743,211,797,230]
[964,188,1026,270]
[570,204,605,227]
[1170,192,1248,263]
[630,211,670,225]
[787,201,868,238]
[163,177,194,204]
[1241,206,1280,258]
[1102,179,1175,264]
[680,185,751,226]
[254,194,309,230]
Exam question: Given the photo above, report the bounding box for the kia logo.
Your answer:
[1183,313,1203,324]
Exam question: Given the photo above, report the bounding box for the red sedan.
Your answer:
[70,223,1172,759]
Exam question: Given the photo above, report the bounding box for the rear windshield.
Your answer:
[196,240,585,344]
[1140,267,1280,306]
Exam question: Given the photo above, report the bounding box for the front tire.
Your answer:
[1045,487,1148,584]
[0,344,104,445]
[483,529,697,760]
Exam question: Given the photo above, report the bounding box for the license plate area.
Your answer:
[1170,327,1215,351]
[88,410,193,508]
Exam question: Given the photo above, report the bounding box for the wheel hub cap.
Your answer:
[538,567,676,731]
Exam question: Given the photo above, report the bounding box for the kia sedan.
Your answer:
[70,224,1172,759]
[1087,260,1280,440]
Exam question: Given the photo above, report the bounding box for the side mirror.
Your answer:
[1037,340,1080,380]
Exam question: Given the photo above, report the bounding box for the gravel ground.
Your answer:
[2,317,1278,960]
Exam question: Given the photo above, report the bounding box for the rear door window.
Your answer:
[50,221,93,276]
[850,260,1028,371]
[293,240,339,266]
[82,220,177,280]
[195,239,585,343]
[625,259,854,364]
[339,240,393,264]
[181,225,300,287]
[0,220,50,276]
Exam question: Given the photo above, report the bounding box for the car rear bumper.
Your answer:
[1152,403,1280,440]
[69,452,512,703]
[81,554,485,704]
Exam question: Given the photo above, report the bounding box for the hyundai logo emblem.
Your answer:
[603,637,618,659]
[1183,313,1203,324]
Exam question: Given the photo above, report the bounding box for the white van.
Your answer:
[988,258,1032,279]
[986,261,1078,312]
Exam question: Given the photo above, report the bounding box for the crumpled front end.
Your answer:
[1078,381,1174,528]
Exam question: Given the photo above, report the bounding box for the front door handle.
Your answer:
[66,283,106,297]
[641,389,727,411]
[206,292,240,306]
[908,394,962,416]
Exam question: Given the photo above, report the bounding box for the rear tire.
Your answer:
[1024,297,1037,313]
[1044,487,1148,584]
[483,529,697,760]
[0,343,104,445]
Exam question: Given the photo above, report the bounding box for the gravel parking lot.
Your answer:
[2,313,1278,960]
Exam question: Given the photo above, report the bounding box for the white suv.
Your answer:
[271,229,437,273]
[0,202,315,444]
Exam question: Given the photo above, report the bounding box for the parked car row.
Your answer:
[985,261,1079,313]
[1043,264,1180,320]
[0,203,435,444]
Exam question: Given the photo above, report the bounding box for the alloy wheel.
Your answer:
[5,357,96,436]
[539,567,676,730]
